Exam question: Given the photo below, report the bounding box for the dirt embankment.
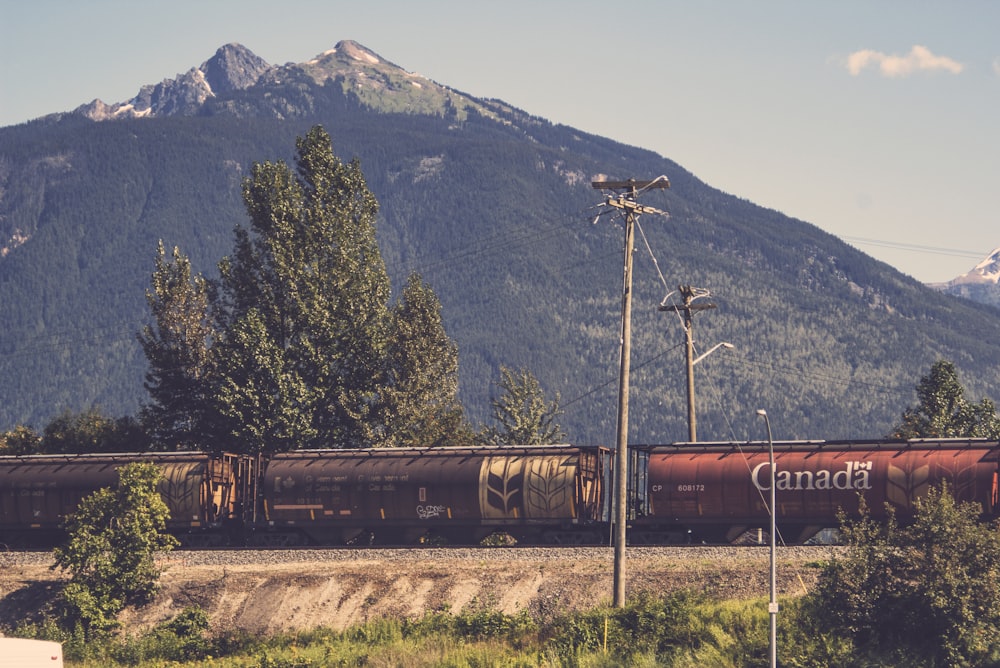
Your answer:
[0,547,834,635]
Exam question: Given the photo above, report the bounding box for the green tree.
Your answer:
[212,308,316,455]
[213,125,392,450]
[798,485,1000,666]
[41,408,150,453]
[137,241,216,449]
[0,424,42,454]
[481,366,565,445]
[383,273,471,447]
[52,462,179,636]
[891,359,1000,438]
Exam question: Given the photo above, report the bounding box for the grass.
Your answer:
[39,591,783,667]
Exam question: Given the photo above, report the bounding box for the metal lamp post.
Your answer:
[756,409,777,668]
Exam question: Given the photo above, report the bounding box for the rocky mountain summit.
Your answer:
[71,40,488,122]
[76,43,270,120]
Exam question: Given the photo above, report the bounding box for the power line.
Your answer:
[843,236,987,260]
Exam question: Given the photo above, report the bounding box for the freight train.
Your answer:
[0,439,997,548]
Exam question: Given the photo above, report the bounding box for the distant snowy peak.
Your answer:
[948,246,1000,286]
[932,246,1000,308]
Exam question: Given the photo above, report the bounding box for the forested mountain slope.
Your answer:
[2,41,999,443]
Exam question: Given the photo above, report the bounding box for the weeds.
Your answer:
[3,593,794,667]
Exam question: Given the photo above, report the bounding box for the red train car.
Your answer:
[0,452,250,547]
[633,439,1000,544]
[254,445,612,545]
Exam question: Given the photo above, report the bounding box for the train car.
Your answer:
[254,444,613,545]
[0,451,251,547]
[632,439,1000,544]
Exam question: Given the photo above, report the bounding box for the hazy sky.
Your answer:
[2,0,997,284]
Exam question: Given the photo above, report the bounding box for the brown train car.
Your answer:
[633,439,1000,544]
[256,445,612,545]
[0,452,249,547]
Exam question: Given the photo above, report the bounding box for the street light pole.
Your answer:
[756,409,777,668]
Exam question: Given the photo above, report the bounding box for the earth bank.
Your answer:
[0,546,836,635]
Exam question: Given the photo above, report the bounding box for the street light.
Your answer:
[692,341,734,366]
[683,341,734,442]
[756,409,777,668]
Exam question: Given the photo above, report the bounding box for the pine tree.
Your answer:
[138,126,470,452]
[481,365,565,445]
[137,242,215,449]
[384,273,470,447]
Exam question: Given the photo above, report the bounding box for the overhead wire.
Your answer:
[843,236,987,259]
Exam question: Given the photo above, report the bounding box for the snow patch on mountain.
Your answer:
[947,247,1000,286]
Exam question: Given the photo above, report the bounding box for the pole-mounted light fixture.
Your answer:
[756,408,777,668]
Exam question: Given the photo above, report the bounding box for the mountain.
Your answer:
[75,43,271,120]
[71,41,490,123]
[931,247,1000,308]
[3,41,1000,444]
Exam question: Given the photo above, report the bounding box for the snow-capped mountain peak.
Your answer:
[949,246,1000,286]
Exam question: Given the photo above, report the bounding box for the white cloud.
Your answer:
[994,58,1000,76]
[845,45,963,77]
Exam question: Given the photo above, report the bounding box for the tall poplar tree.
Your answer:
[384,273,469,447]
[211,308,316,454]
[137,242,215,449]
[214,126,392,450]
[140,126,468,452]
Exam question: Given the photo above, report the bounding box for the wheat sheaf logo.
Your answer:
[481,457,525,518]
[523,456,575,518]
[886,464,930,509]
[157,462,203,520]
[480,455,577,519]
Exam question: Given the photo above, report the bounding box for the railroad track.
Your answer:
[1,544,844,569]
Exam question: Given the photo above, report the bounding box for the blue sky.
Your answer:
[2,0,997,283]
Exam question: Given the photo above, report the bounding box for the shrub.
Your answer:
[797,484,1000,666]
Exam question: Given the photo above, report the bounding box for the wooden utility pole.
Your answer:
[659,286,716,442]
[591,177,669,608]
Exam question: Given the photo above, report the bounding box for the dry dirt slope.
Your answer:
[0,547,835,635]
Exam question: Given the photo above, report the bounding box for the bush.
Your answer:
[795,484,1000,666]
[546,591,722,662]
[51,462,178,638]
[112,607,211,664]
